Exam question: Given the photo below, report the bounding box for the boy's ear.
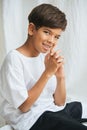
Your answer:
[28,23,36,36]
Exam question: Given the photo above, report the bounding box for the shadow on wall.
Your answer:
[0,116,6,127]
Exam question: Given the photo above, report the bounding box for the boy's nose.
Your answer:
[48,36,54,44]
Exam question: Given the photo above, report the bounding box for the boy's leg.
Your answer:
[63,101,82,121]
[30,111,87,130]
[61,101,87,123]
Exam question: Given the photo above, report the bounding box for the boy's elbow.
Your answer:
[18,105,29,113]
[54,98,66,106]
[18,106,26,113]
[18,100,30,113]
[57,101,65,106]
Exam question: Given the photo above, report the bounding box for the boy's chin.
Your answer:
[42,49,50,54]
[42,51,49,54]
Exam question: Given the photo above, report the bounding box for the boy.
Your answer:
[0,3,87,130]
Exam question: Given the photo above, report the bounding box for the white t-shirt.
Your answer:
[0,50,65,130]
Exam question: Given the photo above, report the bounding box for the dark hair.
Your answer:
[28,3,67,31]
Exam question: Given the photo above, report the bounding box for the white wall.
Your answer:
[0,0,6,67]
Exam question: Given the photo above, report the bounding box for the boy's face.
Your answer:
[28,23,62,55]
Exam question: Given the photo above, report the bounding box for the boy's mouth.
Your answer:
[42,43,52,50]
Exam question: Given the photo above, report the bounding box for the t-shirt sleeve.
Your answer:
[0,53,28,109]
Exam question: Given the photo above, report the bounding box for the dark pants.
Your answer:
[30,102,87,130]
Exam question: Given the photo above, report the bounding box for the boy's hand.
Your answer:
[53,51,65,79]
[50,47,65,79]
[44,53,58,77]
[44,47,65,78]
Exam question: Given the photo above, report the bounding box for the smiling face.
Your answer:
[28,23,62,56]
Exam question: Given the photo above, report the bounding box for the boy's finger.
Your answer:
[53,50,62,58]
[50,45,55,55]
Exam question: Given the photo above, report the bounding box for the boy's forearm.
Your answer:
[19,70,51,112]
[54,77,66,106]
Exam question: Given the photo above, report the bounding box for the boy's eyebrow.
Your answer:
[43,28,61,37]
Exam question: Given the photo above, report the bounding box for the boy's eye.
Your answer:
[44,31,50,35]
[55,36,59,40]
